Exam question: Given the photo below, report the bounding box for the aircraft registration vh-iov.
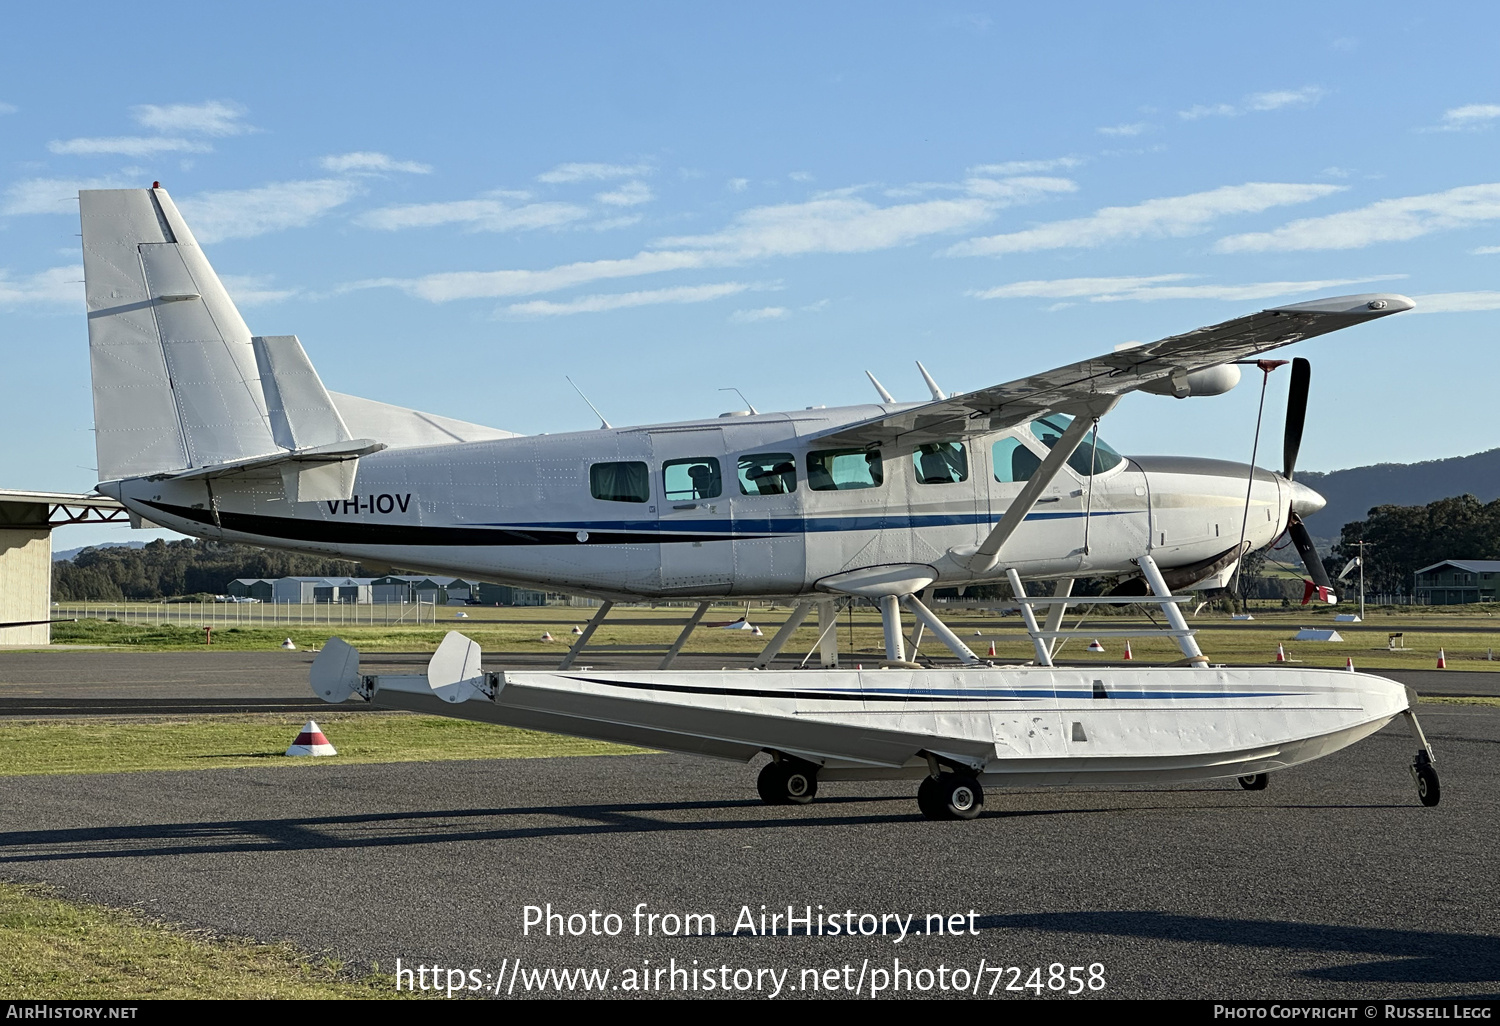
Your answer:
[77,185,1440,819]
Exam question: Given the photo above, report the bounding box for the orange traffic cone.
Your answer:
[1275,643,1287,663]
[987,640,996,657]
[1346,657,1355,672]
[1123,640,1133,660]
[1437,649,1447,669]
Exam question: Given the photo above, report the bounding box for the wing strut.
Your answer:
[956,399,1116,574]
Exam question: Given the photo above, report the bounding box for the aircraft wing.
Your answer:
[809,293,1413,452]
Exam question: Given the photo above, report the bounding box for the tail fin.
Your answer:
[81,187,363,489]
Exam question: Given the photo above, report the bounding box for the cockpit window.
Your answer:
[1028,415,1123,476]
[663,458,722,500]
[807,448,884,491]
[912,441,968,485]
[737,453,797,495]
[993,437,1041,483]
[589,461,650,503]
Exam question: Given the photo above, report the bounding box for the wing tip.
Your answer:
[1267,293,1415,317]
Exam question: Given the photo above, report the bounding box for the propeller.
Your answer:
[1279,358,1335,604]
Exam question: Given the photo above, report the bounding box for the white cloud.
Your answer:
[131,100,250,136]
[319,152,433,174]
[367,172,1076,302]
[2,176,129,215]
[176,179,362,243]
[788,171,814,182]
[0,102,17,115]
[727,178,749,192]
[507,282,751,317]
[596,181,653,207]
[731,306,789,323]
[48,136,212,157]
[357,197,587,232]
[537,162,652,183]
[219,274,299,306]
[1098,123,1149,137]
[1473,245,1500,255]
[1215,183,1500,253]
[949,182,1342,257]
[1408,291,1500,313]
[1180,86,1324,120]
[1429,104,1500,132]
[0,265,84,307]
[969,158,1084,175]
[971,273,1403,304]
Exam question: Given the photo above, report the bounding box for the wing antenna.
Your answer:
[864,371,896,403]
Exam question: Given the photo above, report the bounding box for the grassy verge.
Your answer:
[0,881,403,999]
[0,713,646,777]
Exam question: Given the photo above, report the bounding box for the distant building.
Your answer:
[225,574,546,606]
[1413,560,1500,605]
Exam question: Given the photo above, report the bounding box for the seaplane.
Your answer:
[74,185,1440,819]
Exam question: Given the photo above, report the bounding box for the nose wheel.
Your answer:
[1410,750,1441,807]
[917,773,984,820]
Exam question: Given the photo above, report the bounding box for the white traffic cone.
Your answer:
[1437,649,1447,669]
[572,626,584,635]
[1087,639,1105,653]
[541,632,555,642]
[1275,643,1287,663]
[286,720,336,757]
[281,637,296,650]
[753,626,764,636]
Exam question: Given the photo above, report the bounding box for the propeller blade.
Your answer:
[1287,513,1336,604]
[1283,357,1311,480]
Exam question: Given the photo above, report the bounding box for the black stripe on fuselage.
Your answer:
[142,501,756,547]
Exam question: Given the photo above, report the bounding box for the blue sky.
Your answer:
[3,2,1498,548]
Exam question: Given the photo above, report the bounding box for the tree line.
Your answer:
[1331,494,1500,596]
[52,539,366,601]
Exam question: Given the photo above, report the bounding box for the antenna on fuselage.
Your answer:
[864,371,896,403]
[915,361,945,400]
[565,376,613,429]
[718,387,759,415]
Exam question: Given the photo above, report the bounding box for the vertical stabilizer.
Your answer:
[81,187,279,480]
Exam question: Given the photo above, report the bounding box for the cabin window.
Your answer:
[807,448,883,491]
[737,453,798,495]
[912,441,968,485]
[1028,415,1124,476]
[663,458,722,501]
[993,436,1042,483]
[589,461,650,503]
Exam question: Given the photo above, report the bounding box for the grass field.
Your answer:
[0,713,645,777]
[0,881,403,999]
[42,601,1500,672]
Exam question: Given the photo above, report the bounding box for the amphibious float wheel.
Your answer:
[917,776,942,819]
[936,775,984,820]
[1237,773,1269,791]
[757,759,818,806]
[1411,752,1441,807]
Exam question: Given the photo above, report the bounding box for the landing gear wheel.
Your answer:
[757,759,818,806]
[1410,751,1441,807]
[919,774,984,820]
[917,776,942,819]
[1237,773,1269,791]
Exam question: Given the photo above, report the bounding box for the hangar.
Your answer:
[0,490,127,645]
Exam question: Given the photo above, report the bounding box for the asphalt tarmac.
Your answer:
[1,702,1496,999]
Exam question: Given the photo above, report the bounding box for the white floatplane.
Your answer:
[72,185,1439,818]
